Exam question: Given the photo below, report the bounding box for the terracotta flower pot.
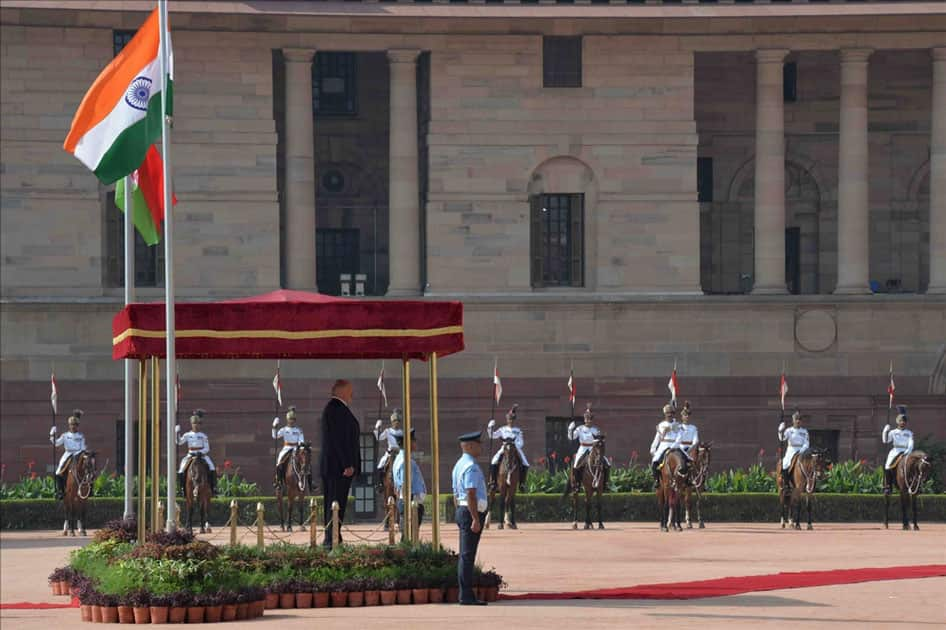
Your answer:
[132,607,150,624]
[330,591,347,607]
[295,592,312,609]
[446,587,459,603]
[91,605,103,623]
[51,582,61,595]
[221,604,237,621]
[428,588,444,604]
[80,604,92,622]
[148,606,169,624]
[169,606,187,623]
[264,593,279,609]
[379,590,397,606]
[485,586,499,602]
[235,603,249,620]
[396,589,412,605]
[475,587,485,601]
[364,590,380,607]
[347,591,364,607]
[278,593,295,609]
[204,605,222,623]
[251,600,265,617]
[118,605,135,623]
[186,606,205,623]
[411,588,429,605]
[102,606,119,623]
[313,592,330,608]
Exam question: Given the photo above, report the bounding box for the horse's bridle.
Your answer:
[690,447,710,490]
[902,455,930,496]
[291,445,311,492]
[71,452,95,500]
[501,440,519,486]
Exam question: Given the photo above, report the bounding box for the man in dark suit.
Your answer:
[319,379,361,548]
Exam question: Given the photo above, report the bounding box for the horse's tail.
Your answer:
[561,468,573,499]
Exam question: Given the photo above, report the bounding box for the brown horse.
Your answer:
[777,448,830,530]
[380,453,399,531]
[276,443,311,532]
[183,454,212,534]
[62,451,95,537]
[565,436,608,530]
[488,438,522,530]
[657,449,685,532]
[885,450,932,531]
[683,442,713,529]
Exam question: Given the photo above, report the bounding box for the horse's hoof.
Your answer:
[584,523,592,530]
[299,525,306,532]
[913,525,919,531]
[597,523,604,530]
[497,523,504,530]
[902,524,909,531]
[794,524,801,531]
[508,523,517,530]
[69,531,76,537]
[660,526,668,532]
[806,524,813,531]
[200,527,206,534]
[572,523,578,530]
[884,523,889,529]
[206,526,212,533]
[781,523,786,529]
[698,522,705,529]
[62,531,68,537]
[686,523,693,529]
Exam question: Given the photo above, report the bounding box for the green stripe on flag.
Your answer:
[116,178,161,246]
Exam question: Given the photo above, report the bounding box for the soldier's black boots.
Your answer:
[273,462,287,489]
[519,465,529,491]
[178,472,186,496]
[55,474,65,500]
[489,463,499,491]
[209,474,217,496]
[652,462,661,489]
[883,468,895,495]
[781,468,792,489]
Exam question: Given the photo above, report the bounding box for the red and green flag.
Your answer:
[115,145,175,246]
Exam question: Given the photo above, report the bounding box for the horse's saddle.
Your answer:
[889,452,905,469]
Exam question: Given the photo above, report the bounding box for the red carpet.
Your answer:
[500,564,946,601]
[0,597,79,610]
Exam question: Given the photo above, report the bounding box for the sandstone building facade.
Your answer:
[1,1,944,516]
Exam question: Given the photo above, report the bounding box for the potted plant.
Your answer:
[480,569,505,602]
[312,579,331,609]
[129,589,151,624]
[278,580,296,609]
[247,587,266,618]
[346,578,365,607]
[379,575,398,606]
[264,584,280,610]
[117,591,135,624]
[294,579,313,609]
[168,591,189,623]
[234,588,250,620]
[363,575,381,607]
[100,593,120,623]
[186,592,206,623]
[148,594,171,624]
[220,591,238,622]
[428,569,447,604]
[76,579,95,622]
[202,592,223,623]
[329,586,348,608]
[395,576,412,605]
[47,567,68,595]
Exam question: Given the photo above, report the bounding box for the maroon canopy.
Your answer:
[112,289,464,360]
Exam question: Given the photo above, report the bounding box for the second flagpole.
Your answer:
[123,174,136,519]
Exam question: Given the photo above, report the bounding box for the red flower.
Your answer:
[550,452,557,460]
[564,456,571,464]
[27,460,36,470]
[537,457,546,466]
[224,460,233,470]
[630,450,639,461]
[758,448,765,458]
[30,472,38,479]
[859,458,868,467]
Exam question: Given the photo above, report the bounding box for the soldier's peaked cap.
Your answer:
[896,405,908,420]
[458,431,482,443]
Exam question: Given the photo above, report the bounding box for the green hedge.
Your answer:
[442,492,946,523]
[0,496,354,530]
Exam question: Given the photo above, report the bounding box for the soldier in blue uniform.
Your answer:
[393,428,427,541]
[452,431,489,606]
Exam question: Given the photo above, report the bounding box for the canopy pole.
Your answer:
[402,358,413,543]
[151,356,160,533]
[428,353,440,548]
[137,359,147,542]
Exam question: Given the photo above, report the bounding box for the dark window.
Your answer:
[697,157,714,203]
[785,227,800,295]
[316,228,360,295]
[783,61,798,103]
[313,52,358,116]
[113,30,135,56]
[530,194,584,287]
[104,191,162,287]
[115,419,125,476]
[543,37,582,88]
[353,433,376,517]
[808,429,840,463]
[544,417,574,475]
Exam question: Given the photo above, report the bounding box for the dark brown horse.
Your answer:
[565,436,608,530]
[276,443,311,532]
[777,448,830,530]
[183,454,212,534]
[683,442,713,529]
[380,453,399,531]
[657,449,685,532]
[62,451,95,537]
[488,438,522,530]
[885,450,932,531]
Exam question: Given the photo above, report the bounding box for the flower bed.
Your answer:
[55,519,504,623]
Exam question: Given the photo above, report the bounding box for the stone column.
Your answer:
[386,49,421,296]
[834,48,873,295]
[928,48,946,293]
[752,49,790,294]
[283,48,317,290]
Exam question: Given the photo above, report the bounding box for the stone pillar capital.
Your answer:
[282,48,316,63]
[839,48,874,64]
[387,49,421,65]
[755,49,790,64]
[931,47,946,63]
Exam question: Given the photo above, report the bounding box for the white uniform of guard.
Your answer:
[569,424,603,468]
[678,423,699,458]
[177,430,215,473]
[882,425,914,470]
[273,425,306,465]
[778,424,810,470]
[374,425,403,469]
[487,425,530,466]
[650,420,682,464]
[53,430,87,474]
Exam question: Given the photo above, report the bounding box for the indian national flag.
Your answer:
[63,8,173,185]
[115,145,174,246]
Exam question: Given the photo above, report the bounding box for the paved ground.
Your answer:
[2,522,944,629]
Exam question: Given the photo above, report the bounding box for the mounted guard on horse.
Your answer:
[50,410,96,536]
[488,404,530,492]
[882,405,933,530]
[565,403,610,530]
[50,409,90,500]
[678,401,711,529]
[375,408,403,496]
[272,405,313,491]
[650,403,689,489]
[176,409,217,496]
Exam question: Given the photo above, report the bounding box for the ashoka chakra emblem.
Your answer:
[125,76,152,111]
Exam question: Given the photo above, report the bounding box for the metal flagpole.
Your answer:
[50,369,57,478]
[428,353,440,548]
[123,174,136,519]
[402,359,413,542]
[887,361,894,425]
[158,0,177,531]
